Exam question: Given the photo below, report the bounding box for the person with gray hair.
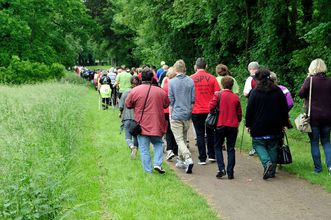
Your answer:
[169,59,195,173]
[243,61,259,97]
[244,61,260,156]
[299,58,331,175]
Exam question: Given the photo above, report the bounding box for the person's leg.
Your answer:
[320,126,331,170]
[170,120,191,159]
[205,114,215,160]
[150,136,164,168]
[308,127,322,172]
[214,127,226,174]
[124,120,134,148]
[253,139,271,168]
[226,127,238,177]
[137,135,152,173]
[266,138,280,176]
[192,114,207,163]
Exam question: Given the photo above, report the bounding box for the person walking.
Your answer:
[99,71,112,110]
[115,67,132,99]
[298,58,331,175]
[161,67,179,161]
[191,58,220,165]
[245,69,289,180]
[125,68,170,174]
[169,60,195,173]
[209,76,242,179]
[119,76,141,159]
[215,64,240,95]
[243,61,260,156]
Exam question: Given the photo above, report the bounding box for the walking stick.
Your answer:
[98,94,101,110]
[240,119,245,153]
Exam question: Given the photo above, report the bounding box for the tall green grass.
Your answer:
[0,83,88,219]
[237,97,331,191]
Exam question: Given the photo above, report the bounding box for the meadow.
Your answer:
[0,81,218,219]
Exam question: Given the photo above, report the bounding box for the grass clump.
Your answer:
[0,83,88,219]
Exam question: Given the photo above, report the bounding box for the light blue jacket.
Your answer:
[168,74,195,120]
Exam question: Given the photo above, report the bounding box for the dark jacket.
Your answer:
[298,74,331,126]
[245,87,288,137]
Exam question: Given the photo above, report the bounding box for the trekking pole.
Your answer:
[239,119,245,153]
[98,94,101,110]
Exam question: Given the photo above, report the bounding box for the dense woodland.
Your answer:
[1,0,330,91]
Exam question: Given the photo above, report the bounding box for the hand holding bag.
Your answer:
[205,92,221,129]
[277,132,292,164]
[295,77,312,133]
[129,84,152,136]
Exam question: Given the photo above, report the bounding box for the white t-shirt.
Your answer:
[243,76,254,96]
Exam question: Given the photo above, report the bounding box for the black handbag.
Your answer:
[129,84,152,136]
[205,92,221,129]
[277,132,292,164]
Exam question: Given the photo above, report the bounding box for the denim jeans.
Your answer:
[308,126,331,172]
[252,138,280,175]
[192,113,215,162]
[123,120,138,148]
[137,135,164,173]
[214,126,238,176]
[165,113,178,155]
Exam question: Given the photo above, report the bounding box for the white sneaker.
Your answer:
[176,159,186,169]
[208,158,216,162]
[130,146,137,160]
[166,150,175,161]
[198,161,207,165]
[249,148,256,156]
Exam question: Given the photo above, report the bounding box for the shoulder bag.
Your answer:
[295,77,312,133]
[129,84,152,136]
[205,92,221,129]
[277,132,292,164]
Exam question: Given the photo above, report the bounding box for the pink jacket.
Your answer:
[125,84,170,136]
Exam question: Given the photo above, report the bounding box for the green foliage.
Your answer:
[0,56,64,84]
[0,83,88,219]
[0,0,97,68]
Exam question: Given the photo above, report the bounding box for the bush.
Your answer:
[0,56,65,84]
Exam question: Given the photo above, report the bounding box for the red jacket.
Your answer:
[191,70,220,114]
[209,90,242,128]
[162,78,170,114]
[125,84,170,136]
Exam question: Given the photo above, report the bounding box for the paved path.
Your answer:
[167,129,331,220]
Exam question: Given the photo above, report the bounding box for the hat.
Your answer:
[160,61,166,66]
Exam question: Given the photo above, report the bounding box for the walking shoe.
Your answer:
[166,150,175,161]
[185,158,194,174]
[175,159,187,169]
[154,166,166,174]
[208,158,216,162]
[228,175,234,180]
[263,162,273,180]
[249,148,256,156]
[216,170,226,179]
[130,146,137,160]
[198,161,207,165]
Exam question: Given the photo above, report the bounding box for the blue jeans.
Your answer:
[123,120,138,148]
[308,126,331,172]
[192,113,215,162]
[137,135,164,173]
[214,126,238,176]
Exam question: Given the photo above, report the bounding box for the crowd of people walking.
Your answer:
[95,58,331,180]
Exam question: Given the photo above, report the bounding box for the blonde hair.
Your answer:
[308,58,327,76]
[166,67,176,79]
[174,59,186,74]
[269,71,278,84]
